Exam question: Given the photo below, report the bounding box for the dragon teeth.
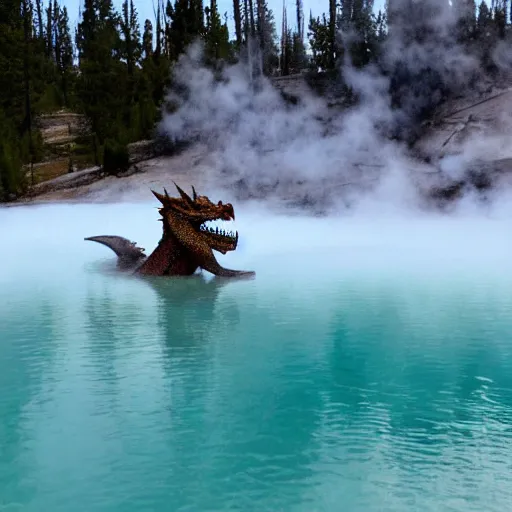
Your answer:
[200,221,238,239]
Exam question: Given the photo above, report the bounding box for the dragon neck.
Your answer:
[136,233,199,276]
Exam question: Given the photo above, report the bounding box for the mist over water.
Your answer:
[2,203,512,511]
[4,201,512,285]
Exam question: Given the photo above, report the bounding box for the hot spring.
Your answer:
[2,201,512,511]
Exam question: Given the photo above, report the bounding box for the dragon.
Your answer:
[85,183,255,278]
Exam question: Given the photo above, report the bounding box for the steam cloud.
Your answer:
[159,0,512,216]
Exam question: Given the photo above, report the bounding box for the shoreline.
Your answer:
[6,150,512,213]
[8,143,216,207]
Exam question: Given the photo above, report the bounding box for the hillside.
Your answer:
[13,70,512,212]
[24,111,89,185]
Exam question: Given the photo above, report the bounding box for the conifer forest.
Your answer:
[0,0,510,200]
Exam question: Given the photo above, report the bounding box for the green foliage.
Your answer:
[308,14,332,71]
[165,0,205,61]
[0,141,23,200]
[20,129,45,164]
[0,15,25,128]
[0,110,23,200]
[36,82,63,113]
[260,4,280,74]
[76,0,126,144]
[0,0,283,200]
[456,0,477,43]
[475,0,502,69]
[2,0,512,202]
[103,140,130,175]
[308,1,386,71]
[204,1,232,63]
[0,0,77,198]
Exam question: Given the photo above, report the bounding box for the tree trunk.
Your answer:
[257,0,264,52]
[243,0,249,41]
[328,0,336,68]
[46,0,53,57]
[296,0,303,41]
[233,0,242,46]
[21,0,34,168]
[248,0,255,36]
[35,0,44,39]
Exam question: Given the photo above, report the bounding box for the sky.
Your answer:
[62,0,387,40]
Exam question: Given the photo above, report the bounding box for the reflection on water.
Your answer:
[1,204,512,511]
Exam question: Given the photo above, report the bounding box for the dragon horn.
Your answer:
[173,181,194,205]
[191,185,198,201]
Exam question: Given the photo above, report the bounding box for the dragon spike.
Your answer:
[164,187,170,199]
[191,185,198,201]
[173,181,194,205]
[151,189,167,204]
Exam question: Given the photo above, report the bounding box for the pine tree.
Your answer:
[477,2,492,36]
[22,0,35,175]
[46,0,53,57]
[252,0,277,75]
[142,19,153,59]
[166,0,204,60]
[456,0,477,43]
[296,0,304,42]
[291,0,305,71]
[0,1,26,196]
[76,0,126,160]
[328,0,336,68]
[494,0,507,38]
[475,0,498,68]
[205,0,231,62]
[248,0,256,35]
[340,0,381,67]
[308,12,332,71]
[121,0,141,78]
[53,3,74,106]
[35,0,45,40]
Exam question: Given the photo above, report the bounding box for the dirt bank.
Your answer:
[14,144,217,205]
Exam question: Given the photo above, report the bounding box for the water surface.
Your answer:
[1,203,512,511]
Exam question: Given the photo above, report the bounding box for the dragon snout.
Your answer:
[219,202,235,221]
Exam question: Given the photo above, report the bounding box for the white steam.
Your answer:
[161,44,417,214]
[159,0,512,216]
[4,203,512,287]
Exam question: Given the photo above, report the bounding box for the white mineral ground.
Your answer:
[17,143,218,204]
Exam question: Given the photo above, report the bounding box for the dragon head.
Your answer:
[152,183,238,255]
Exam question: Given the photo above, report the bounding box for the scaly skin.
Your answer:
[85,183,255,278]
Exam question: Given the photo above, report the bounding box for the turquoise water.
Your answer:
[2,203,512,511]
